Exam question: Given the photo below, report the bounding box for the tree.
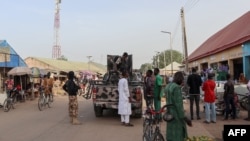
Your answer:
[152,49,183,69]
[139,49,183,73]
[57,55,68,61]
[139,63,153,74]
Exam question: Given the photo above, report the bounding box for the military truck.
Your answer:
[84,54,143,118]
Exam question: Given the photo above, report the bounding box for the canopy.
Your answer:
[7,66,32,76]
[160,61,182,75]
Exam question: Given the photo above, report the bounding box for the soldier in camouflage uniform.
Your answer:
[63,71,81,125]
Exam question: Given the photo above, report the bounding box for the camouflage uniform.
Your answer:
[63,71,81,125]
[68,95,78,118]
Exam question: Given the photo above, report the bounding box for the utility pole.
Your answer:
[87,56,92,71]
[181,7,189,73]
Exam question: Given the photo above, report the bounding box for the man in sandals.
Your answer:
[118,71,133,127]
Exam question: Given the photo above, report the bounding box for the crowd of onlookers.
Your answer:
[140,67,250,141]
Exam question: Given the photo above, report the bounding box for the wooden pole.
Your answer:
[181,7,189,73]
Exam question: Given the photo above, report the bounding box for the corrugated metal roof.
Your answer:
[26,57,106,74]
[0,40,27,67]
[188,11,250,62]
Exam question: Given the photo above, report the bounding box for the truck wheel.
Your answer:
[94,105,103,117]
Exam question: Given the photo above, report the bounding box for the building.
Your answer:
[0,40,27,92]
[188,11,250,81]
[24,57,107,76]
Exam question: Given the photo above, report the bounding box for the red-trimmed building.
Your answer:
[188,11,250,81]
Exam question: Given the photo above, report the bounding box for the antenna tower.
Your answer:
[52,0,61,59]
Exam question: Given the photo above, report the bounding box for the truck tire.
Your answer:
[94,105,103,117]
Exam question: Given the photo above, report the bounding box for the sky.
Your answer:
[1,0,250,69]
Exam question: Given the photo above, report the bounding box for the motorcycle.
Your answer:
[238,93,250,111]
[215,93,240,117]
[3,87,24,112]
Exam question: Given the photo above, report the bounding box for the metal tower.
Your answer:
[52,0,61,59]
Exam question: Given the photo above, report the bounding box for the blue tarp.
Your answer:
[0,40,27,67]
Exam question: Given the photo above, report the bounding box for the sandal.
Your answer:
[125,123,134,127]
[121,122,125,125]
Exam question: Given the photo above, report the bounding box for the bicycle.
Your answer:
[143,103,173,141]
[238,93,250,111]
[3,87,19,112]
[82,80,94,100]
[78,82,85,96]
[38,87,53,111]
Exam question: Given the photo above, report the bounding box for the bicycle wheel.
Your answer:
[49,94,54,102]
[143,132,150,141]
[3,99,11,112]
[38,96,45,111]
[12,95,17,109]
[152,132,165,141]
[47,94,53,108]
[240,96,248,110]
[143,119,154,140]
[143,119,150,133]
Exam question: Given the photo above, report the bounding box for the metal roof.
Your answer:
[188,11,250,62]
[25,57,106,74]
[0,40,27,67]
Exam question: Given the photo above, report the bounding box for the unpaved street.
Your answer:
[0,95,144,141]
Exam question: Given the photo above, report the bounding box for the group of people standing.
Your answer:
[187,67,238,124]
[143,66,250,141]
[144,68,163,116]
[143,68,189,140]
[188,67,250,123]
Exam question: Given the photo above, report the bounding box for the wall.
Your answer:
[243,41,250,80]
[188,45,242,73]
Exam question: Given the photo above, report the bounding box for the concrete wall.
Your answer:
[243,41,250,80]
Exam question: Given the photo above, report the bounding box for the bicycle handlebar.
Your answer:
[146,104,173,115]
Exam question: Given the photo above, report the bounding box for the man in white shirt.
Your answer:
[118,71,133,126]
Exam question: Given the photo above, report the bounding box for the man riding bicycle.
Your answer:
[42,72,54,99]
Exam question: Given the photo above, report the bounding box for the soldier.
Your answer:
[116,52,131,75]
[63,71,81,125]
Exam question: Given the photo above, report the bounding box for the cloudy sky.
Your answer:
[1,0,250,69]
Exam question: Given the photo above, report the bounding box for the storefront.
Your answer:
[188,42,250,82]
[187,11,250,82]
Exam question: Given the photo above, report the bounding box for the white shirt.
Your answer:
[118,78,132,115]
